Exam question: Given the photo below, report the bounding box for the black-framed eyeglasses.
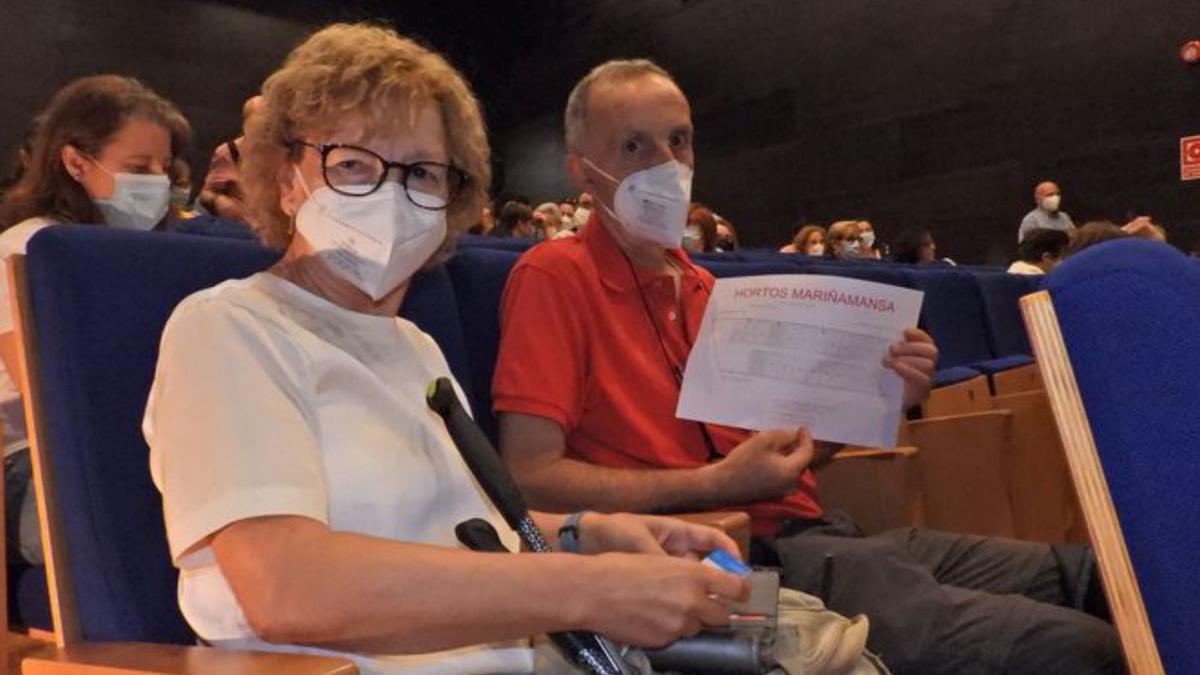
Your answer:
[293,141,468,210]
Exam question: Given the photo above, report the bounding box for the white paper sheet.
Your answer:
[677,274,924,447]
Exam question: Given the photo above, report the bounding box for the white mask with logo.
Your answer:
[92,168,170,231]
[1040,195,1061,212]
[292,166,446,301]
[582,157,693,248]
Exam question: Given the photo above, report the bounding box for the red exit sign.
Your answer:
[1182,135,1200,181]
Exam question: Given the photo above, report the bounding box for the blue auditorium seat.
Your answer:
[455,234,536,252]
[904,267,1032,376]
[166,214,258,240]
[444,247,523,443]
[1037,238,1200,672]
[975,272,1041,357]
[17,226,468,643]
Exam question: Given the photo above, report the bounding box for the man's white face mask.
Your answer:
[292,165,446,300]
[581,156,693,248]
[1040,194,1061,212]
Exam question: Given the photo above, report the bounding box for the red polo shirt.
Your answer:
[493,215,822,537]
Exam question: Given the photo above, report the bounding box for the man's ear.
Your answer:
[60,145,88,182]
[565,152,591,192]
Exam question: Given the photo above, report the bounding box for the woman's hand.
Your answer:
[571,553,748,648]
[577,512,741,560]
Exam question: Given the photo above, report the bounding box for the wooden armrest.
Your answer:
[923,374,991,417]
[991,390,1087,543]
[831,445,919,461]
[905,410,1016,538]
[22,642,358,675]
[817,445,923,534]
[671,511,751,559]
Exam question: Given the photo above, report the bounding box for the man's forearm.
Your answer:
[515,456,729,514]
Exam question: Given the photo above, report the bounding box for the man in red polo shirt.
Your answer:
[493,59,1121,674]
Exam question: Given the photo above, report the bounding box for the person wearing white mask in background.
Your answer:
[827,220,864,261]
[146,26,746,675]
[1018,180,1074,243]
[857,220,881,259]
[572,191,594,231]
[0,74,188,569]
[780,224,826,255]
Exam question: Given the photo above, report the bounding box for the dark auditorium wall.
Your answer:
[490,0,1200,263]
[0,0,313,195]
[0,0,516,202]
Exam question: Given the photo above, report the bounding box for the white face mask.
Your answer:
[682,225,703,252]
[93,170,171,231]
[1040,195,1061,212]
[582,157,693,248]
[807,243,826,256]
[861,231,876,248]
[292,166,446,301]
[841,240,862,259]
[573,207,591,229]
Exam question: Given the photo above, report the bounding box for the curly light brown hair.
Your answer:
[242,23,491,249]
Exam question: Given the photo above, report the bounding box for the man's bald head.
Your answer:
[1034,181,1061,202]
[564,59,679,153]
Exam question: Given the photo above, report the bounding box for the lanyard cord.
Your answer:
[618,248,723,462]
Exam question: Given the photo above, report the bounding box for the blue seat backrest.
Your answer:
[809,261,912,289]
[456,234,537,253]
[903,268,992,368]
[25,227,279,643]
[23,225,470,643]
[1043,239,1200,672]
[444,247,523,442]
[166,215,258,241]
[398,264,473,400]
[975,272,1041,356]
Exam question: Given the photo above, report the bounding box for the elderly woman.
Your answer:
[144,24,744,675]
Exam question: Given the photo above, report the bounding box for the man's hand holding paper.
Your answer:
[677,275,928,448]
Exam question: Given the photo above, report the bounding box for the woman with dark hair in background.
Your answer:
[890,228,938,264]
[0,74,190,573]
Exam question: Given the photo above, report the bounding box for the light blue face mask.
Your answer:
[90,161,171,230]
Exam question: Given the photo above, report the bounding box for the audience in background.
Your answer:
[1122,216,1167,242]
[1008,228,1069,275]
[890,228,938,264]
[0,122,38,195]
[857,220,882,259]
[714,215,738,250]
[1067,221,1127,257]
[572,191,593,230]
[827,220,864,260]
[1019,180,1074,243]
[684,203,718,253]
[492,200,534,238]
[557,199,575,224]
[467,204,495,235]
[196,95,262,222]
[781,224,825,255]
[0,73,189,567]
[532,202,569,239]
[169,157,196,218]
